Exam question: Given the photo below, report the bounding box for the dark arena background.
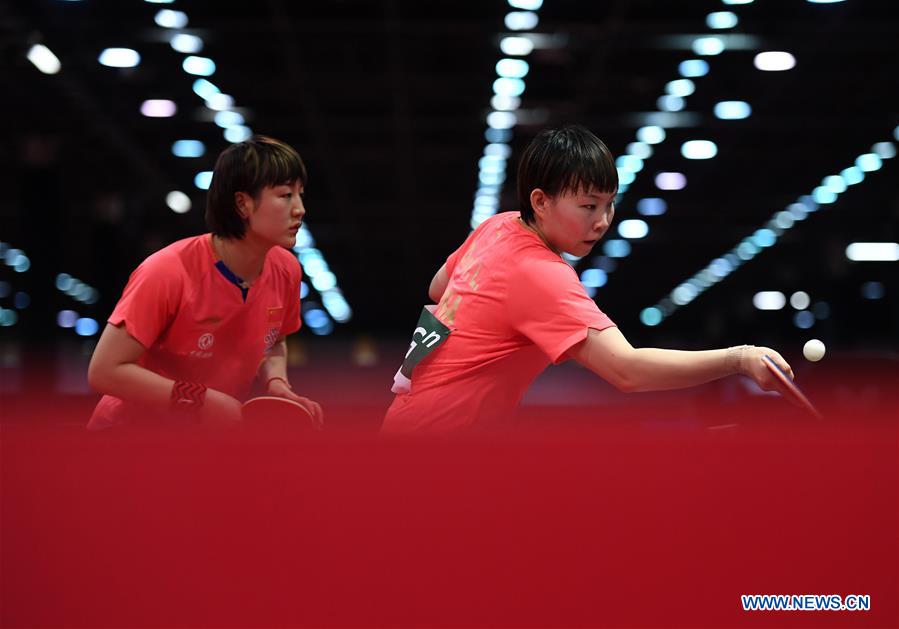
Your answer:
[1,1,897,627]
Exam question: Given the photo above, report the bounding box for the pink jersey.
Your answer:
[382,212,615,432]
[88,234,302,429]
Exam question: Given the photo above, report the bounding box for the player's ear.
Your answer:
[530,188,550,219]
[234,192,251,219]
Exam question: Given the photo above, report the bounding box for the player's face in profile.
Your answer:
[245,180,305,248]
[541,187,615,257]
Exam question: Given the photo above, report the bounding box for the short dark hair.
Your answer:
[206,135,307,239]
[517,125,617,224]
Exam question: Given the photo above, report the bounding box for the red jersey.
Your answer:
[382,212,615,432]
[88,234,302,429]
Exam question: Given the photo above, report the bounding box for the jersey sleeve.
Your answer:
[108,251,184,350]
[282,254,303,336]
[507,257,616,364]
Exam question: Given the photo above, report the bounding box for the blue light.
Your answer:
[706,11,738,29]
[75,317,100,336]
[793,311,814,329]
[665,79,695,97]
[709,257,734,278]
[678,59,709,78]
[713,101,752,120]
[172,140,205,158]
[692,37,725,56]
[840,166,864,185]
[214,111,245,128]
[637,126,665,144]
[856,153,882,172]
[861,281,884,300]
[618,219,649,239]
[752,228,776,248]
[812,186,837,205]
[300,282,309,299]
[194,171,213,190]
[182,56,215,77]
[13,292,30,309]
[13,254,30,273]
[224,126,253,143]
[485,127,513,143]
[603,239,631,258]
[616,155,643,173]
[57,310,78,328]
[637,198,667,216]
[192,79,220,100]
[640,307,663,327]
[657,95,685,112]
[580,268,607,288]
[492,77,526,97]
[822,175,847,194]
[304,308,329,328]
[871,142,896,160]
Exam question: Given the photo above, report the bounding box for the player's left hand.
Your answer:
[744,346,793,392]
[267,379,324,428]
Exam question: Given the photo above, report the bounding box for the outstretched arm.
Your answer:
[566,326,793,393]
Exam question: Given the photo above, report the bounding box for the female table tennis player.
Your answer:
[383,125,793,433]
[87,136,322,429]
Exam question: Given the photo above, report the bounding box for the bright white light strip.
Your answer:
[27,44,61,75]
[752,291,786,310]
[99,48,141,68]
[845,242,899,262]
[754,51,796,71]
[468,1,542,233]
[643,131,895,324]
[140,99,177,117]
[170,33,203,54]
[166,190,191,213]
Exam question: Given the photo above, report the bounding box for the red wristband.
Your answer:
[170,380,207,412]
[265,376,291,391]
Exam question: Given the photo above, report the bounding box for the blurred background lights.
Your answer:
[192,78,219,100]
[194,171,213,190]
[491,94,520,111]
[812,186,837,204]
[681,140,718,159]
[626,142,652,159]
[855,153,882,172]
[753,291,786,310]
[508,0,543,11]
[714,101,752,120]
[140,99,176,118]
[504,11,539,30]
[580,268,607,288]
[618,219,649,239]
[493,77,526,97]
[678,59,709,78]
[603,239,631,258]
[57,310,78,328]
[487,111,517,129]
[27,44,61,75]
[496,58,529,78]
[13,292,30,309]
[205,93,235,111]
[657,95,685,112]
[840,166,864,185]
[616,155,643,173]
[822,175,847,194]
[224,126,253,143]
[171,140,205,158]
[860,281,884,299]
[640,307,662,326]
[871,142,896,159]
[182,56,215,76]
[706,11,739,29]
[794,311,815,329]
[214,110,245,128]
[754,51,796,71]
[655,172,686,190]
[0,309,18,327]
[166,191,191,214]
[154,9,188,28]
[723,0,754,5]
[665,79,695,97]
[98,48,141,68]
[74,317,100,337]
[790,291,811,310]
[845,242,899,262]
[637,197,667,216]
[692,37,725,56]
[637,126,665,144]
[499,36,534,56]
[170,33,203,54]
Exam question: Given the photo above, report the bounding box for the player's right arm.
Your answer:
[429,263,449,302]
[567,326,792,393]
[88,323,241,425]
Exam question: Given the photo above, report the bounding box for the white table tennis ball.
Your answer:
[803,339,826,362]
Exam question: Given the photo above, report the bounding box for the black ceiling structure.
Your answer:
[2,0,897,349]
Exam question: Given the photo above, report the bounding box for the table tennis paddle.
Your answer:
[241,396,318,429]
[762,354,822,419]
